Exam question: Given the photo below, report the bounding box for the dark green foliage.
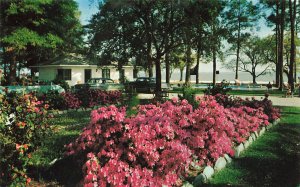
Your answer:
[52,78,70,91]
[39,91,66,110]
[204,83,232,96]
[178,86,199,107]
[0,92,51,186]
[214,94,280,122]
[0,0,83,83]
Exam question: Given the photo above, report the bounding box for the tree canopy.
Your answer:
[0,0,83,84]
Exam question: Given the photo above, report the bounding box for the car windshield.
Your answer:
[136,78,155,82]
[88,79,114,84]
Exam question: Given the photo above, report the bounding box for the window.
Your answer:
[57,69,71,80]
[102,69,110,78]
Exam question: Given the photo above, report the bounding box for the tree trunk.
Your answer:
[147,32,153,78]
[185,43,191,85]
[165,53,170,83]
[279,0,285,91]
[155,57,162,97]
[252,75,256,84]
[196,47,200,84]
[289,0,295,91]
[235,0,241,80]
[212,48,217,86]
[252,66,256,84]
[148,65,153,78]
[9,55,17,85]
[179,69,183,82]
[276,1,280,87]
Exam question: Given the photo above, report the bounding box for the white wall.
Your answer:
[124,67,134,81]
[38,66,134,86]
[39,67,56,81]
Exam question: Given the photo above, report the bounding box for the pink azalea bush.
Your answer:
[38,90,123,110]
[61,92,82,109]
[76,90,123,108]
[65,95,278,186]
[87,90,123,108]
[214,94,280,122]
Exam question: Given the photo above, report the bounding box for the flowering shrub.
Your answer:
[75,88,123,108]
[61,92,82,109]
[203,82,232,96]
[39,90,122,110]
[38,91,66,110]
[65,96,278,186]
[86,90,122,108]
[227,106,269,144]
[214,94,280,122]
[0,92,51,186]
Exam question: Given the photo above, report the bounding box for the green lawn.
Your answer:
[228,89,286,96]
[170,87,289,97]
[29,110,91,186]
[206,106,300,187]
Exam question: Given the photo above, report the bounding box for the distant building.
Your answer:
[30,55,137,86]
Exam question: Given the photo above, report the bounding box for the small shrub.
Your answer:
[0,92,52,186]
[53,78,70,91]
[61,92,81,109]
[38,91,66,110]
[179,86,199,107]
[214,94,280,122]
[204,83,232,96]
[76,88,123,108]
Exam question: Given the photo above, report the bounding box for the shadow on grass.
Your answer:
[207,116,300,187]
[29,155,83,187]
[29,132,83,186]
[28,110,91,186]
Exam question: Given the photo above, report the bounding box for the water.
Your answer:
[139,69,296,84]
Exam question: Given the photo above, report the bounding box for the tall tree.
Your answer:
[0,0,83,84]
[288,0,296,91]
[224,0,260,80]
[88,0,186,97]
[261,0,281,86]
[278,0,286,90]
[236,36,275,84]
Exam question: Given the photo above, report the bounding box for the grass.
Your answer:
[170,87,289,97]
[29,110,91,186]
[206,106,300,187]
[228,89,287,97]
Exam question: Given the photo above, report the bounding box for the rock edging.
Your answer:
[186,118,280,187]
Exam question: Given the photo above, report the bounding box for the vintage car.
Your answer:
[125,77,172,93]
[0,84,65,95]
[73,78,125,92]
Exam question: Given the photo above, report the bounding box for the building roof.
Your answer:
[36,54,97,66]
[30,54,138,69]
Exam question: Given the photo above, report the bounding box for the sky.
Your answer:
[75,0,274,73]
[76,0,98,25]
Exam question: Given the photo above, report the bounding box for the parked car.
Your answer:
[0,84,65,95]
[125,77,172,93]
[73,78,125,92]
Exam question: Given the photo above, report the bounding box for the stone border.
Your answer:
[184,118,281,187]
